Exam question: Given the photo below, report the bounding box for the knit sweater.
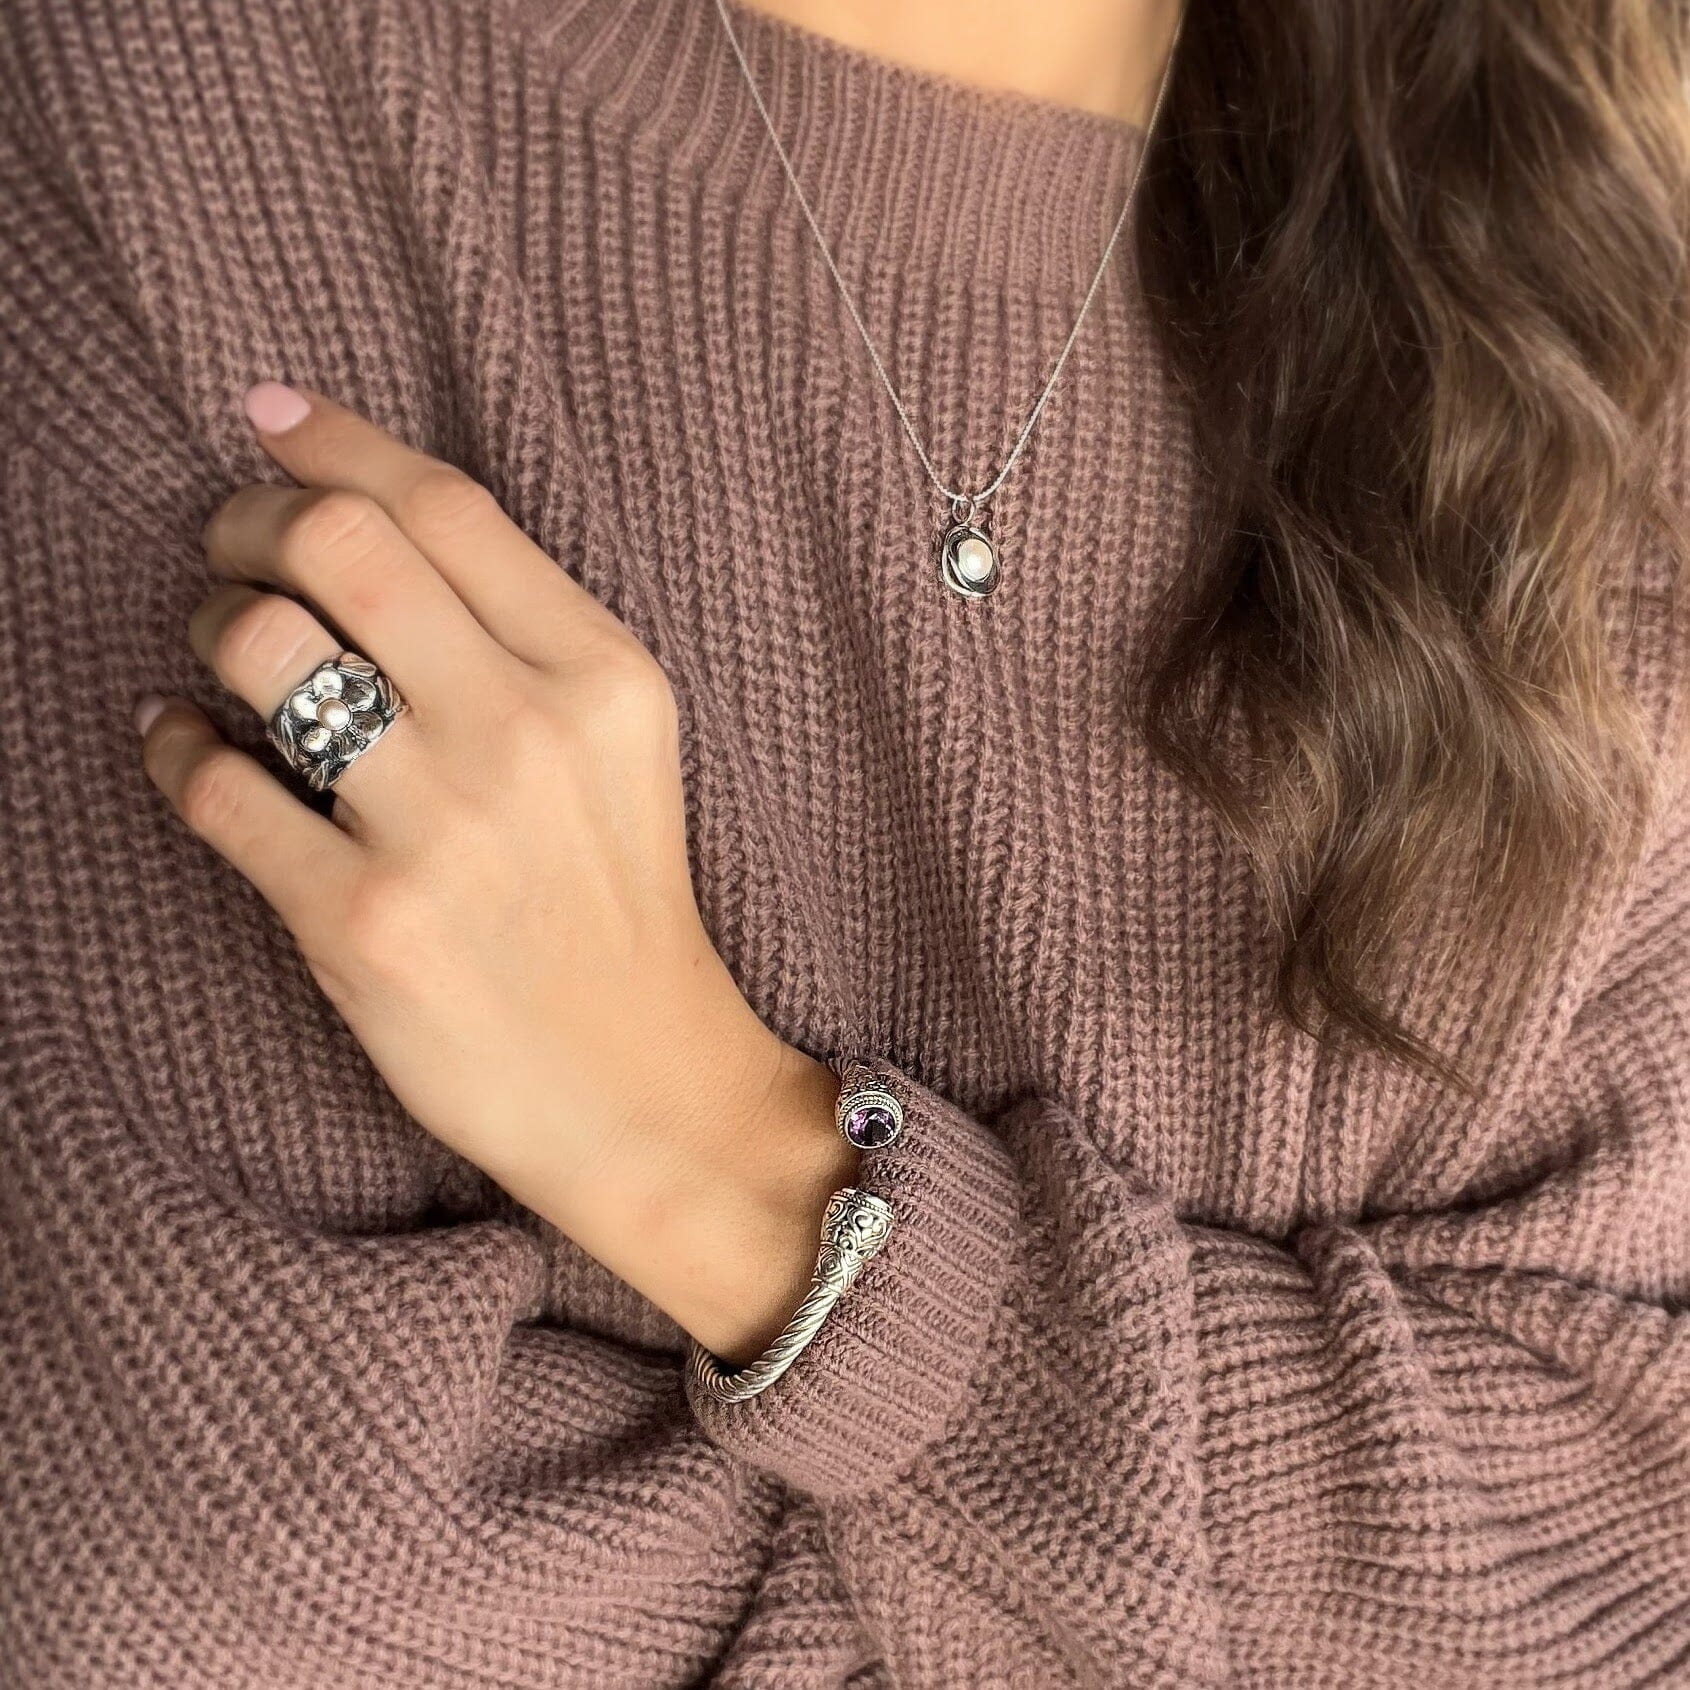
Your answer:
[3,0,1689,1684]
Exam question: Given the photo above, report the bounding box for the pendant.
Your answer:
[937,496,1001,598]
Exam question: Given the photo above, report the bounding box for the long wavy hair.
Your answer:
[1131,0,1690,1093]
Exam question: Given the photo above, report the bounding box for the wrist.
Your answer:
[667,1040,859,1365]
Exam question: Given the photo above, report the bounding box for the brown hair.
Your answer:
[1131,0,1690,1092]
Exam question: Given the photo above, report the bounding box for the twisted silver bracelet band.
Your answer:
[687,1060,905,1403]
[687,1185,895,1402]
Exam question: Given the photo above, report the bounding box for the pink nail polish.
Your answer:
[242,381,311,434]
[134,693,167,735]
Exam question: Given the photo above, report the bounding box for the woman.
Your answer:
[2,0,1687,1682]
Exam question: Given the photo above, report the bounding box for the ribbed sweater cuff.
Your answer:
[683,1054,1024,1501]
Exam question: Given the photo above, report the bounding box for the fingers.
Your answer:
[239,382,628,669]
[137,695,360,941]
[185,582,421,815]
[202,481,501,699]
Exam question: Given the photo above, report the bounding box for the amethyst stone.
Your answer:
[841,1094,903,1150]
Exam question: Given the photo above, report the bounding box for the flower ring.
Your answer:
[266,652,405,792]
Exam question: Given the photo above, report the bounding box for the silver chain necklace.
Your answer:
[712,0,1184,598]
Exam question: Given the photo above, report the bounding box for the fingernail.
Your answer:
[242,380,311,434]
[134,693,167,735]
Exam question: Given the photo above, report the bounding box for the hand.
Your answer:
[137,382,858,1365]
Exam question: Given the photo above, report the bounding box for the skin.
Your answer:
[736,0,1184,130]
[138,9,1177,1370]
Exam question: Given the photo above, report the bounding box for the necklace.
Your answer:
[712,0,1184,598]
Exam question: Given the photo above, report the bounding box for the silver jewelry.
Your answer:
[712,0,1185,598]
[687,1185,895,1402]
[267,652,405,792]
[835,1063,905,1150]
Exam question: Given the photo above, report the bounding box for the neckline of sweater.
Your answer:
[509,0,1153,302]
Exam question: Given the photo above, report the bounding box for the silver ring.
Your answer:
[266,651,406,792]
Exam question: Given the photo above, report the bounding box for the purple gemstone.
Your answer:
[843,1100,901,1149]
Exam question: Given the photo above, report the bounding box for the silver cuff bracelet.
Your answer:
[686,1185,894,1403]
[685,1061,904,1403]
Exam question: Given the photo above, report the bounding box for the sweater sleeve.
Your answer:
[0,87,880,1690]
[0,485,883,1690]
[686,792,1690,1684]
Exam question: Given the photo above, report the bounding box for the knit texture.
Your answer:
[3,0,1690,1684]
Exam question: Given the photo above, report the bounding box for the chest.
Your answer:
[90,0,1526,1237]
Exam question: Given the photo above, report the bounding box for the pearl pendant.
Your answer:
[939,521,1001,598]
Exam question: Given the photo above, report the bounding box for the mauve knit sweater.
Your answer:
[4,0,1690,1685]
